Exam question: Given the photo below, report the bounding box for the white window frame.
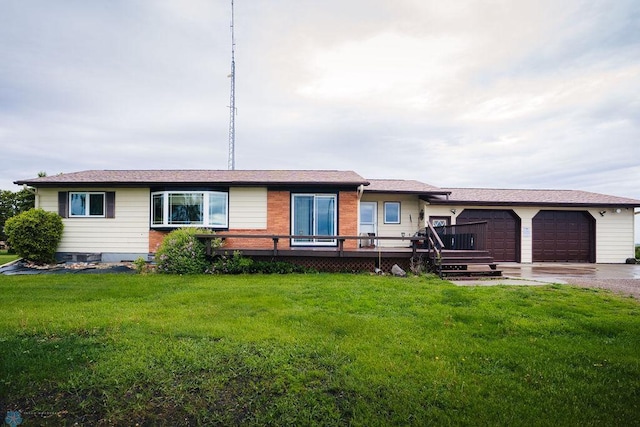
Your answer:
[384,201,401,224]
[151,191,228,228]
[291,193,337,246]
[69,192,106,218]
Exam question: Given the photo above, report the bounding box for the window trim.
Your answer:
[150,190,229,228]
[291,193,338,246]
[69,191,106,218]
[429,216,451,228]
[58,191,115,219]
[383,201,401,224]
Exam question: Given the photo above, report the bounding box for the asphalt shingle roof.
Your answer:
[15,169,369,187]
[365,179,449,194]
[430,188,640,207]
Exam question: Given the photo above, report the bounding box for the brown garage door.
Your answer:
[532,211,595,262]
[457,209,520,262]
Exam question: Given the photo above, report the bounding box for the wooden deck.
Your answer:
[196,233,501,277]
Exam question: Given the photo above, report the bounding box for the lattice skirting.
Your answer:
[250,256,413,274]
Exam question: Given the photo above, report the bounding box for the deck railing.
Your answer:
[419,222,445,268]
[195,233,430,258]
[433,221,488,251]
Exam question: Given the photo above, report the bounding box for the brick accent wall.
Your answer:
[218,229,276,249]
[267,190,291,249]
[148,189,362,253]
[149,229,167,253]
[339,190,359,249]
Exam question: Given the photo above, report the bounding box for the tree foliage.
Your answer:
[4,208,63,263]
[0,188,35,240]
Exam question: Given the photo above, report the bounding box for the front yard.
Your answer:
[0,250,18,266]
[1,273,638,425]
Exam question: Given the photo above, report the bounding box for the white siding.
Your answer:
[592,208,635,263]
[228,187,267,229]
[360,194,422,247]
[513,207,537,263]
[423,203,636,264]
[37,188,150,253]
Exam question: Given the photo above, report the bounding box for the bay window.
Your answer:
[151,191,228,228]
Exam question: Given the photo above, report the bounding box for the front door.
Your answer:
[360,202,377,241]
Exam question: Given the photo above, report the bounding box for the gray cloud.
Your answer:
[1,0,638,239]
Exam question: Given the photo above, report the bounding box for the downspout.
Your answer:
[356,185,364,239]
[23,185,38,208]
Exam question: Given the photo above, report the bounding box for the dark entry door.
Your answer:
[457,209,520,262]
[532,211,595,262]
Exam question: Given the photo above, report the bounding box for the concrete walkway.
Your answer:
[451,263,640,298]
[498,262,640,283]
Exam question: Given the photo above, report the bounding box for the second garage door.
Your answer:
[532,210,595,262]
[457,209,520,262]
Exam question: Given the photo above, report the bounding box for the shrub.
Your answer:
[4,208,63,264]
[211,251,309,274]
[155,228,219,274]
[133,256,151,274]
[636,245,640,260]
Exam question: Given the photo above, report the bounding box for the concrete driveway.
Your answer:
[452,263,640,299]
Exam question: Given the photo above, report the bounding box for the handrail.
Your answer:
[424,222,445,249]
[433,221,488,251]
[424,221,444,270]
[195,234,425,241]
[195,233,430,258]
[438,220,488,229]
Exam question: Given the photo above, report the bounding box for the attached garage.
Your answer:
[457,209,520,262]
[532,210,595,262]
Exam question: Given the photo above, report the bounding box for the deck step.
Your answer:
[440,257,495,265]
[432,249,501,278]
[441,269,503,279]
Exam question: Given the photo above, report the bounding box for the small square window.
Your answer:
[384,202,400,224]
[69,192,105,217]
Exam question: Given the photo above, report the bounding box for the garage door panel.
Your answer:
[532,211,594,262]
[458,209,520,262]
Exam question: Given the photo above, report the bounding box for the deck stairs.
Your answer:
[421,222,502,279]
[435,249,501,279]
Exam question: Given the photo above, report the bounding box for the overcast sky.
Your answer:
[1,1,639,239]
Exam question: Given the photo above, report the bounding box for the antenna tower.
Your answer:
[227,0,236,170]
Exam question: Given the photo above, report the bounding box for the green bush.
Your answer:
[4,208,63,264]
[155,228,219,274]
[636,245,640,260]
[211,251,309,274]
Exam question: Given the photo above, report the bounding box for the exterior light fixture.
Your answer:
[599,210,606,217]
[450,209,457,215]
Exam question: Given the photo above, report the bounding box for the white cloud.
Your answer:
[0,0,639,240]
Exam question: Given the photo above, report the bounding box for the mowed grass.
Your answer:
[0,274,639,426]
[0,250,19,265]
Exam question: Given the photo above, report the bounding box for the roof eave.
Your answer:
[15,180,369,188]
[427,200,640,208]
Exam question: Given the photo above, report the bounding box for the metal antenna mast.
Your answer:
[227,0,236,170]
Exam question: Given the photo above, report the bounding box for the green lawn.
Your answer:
[0,250,19,266]
[1,273,639,426]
